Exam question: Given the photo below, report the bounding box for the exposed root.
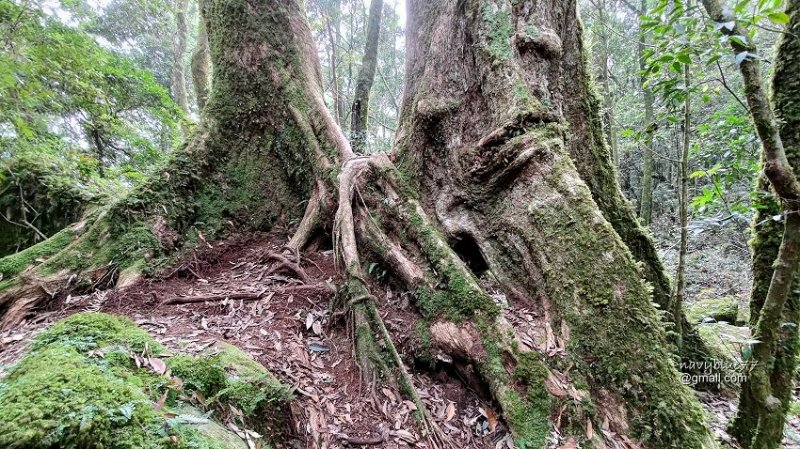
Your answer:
[262,252,311,284]
[286,179,329,251]
[326,156,453,447]
[367,298,451,448]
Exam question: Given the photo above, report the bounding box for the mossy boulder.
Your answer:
[686,296,739,324]
[0,312,290,449]
[170,342,290,428]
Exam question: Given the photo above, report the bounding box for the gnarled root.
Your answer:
[289,153,606,447]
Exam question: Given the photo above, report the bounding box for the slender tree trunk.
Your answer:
[673,64,691,343]
[596,0,618,167]
[618,0,704,357]
[171,0,190,113]
[349,0,383,153]
[326,19,341,124]
[190,0,211,112]
[0,1,719,447]
[638,28,656,224]
[718,1,800,447]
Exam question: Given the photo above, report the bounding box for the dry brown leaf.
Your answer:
[587,418,594,440]
[479,407,498,433]
[391,429,416,443]
[153,391,168,410]
[149,358,167,375]
[445,402,456,422]
[381,387,397,402]
[559,438,578,449]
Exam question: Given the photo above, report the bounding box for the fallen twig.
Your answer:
[165,284,331,305]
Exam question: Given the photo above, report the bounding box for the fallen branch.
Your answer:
[164,284,331,305]
[344,434,385,446]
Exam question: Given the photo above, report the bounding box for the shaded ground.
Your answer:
[0,232,509,449]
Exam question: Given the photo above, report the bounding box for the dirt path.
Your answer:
[0,233,506,449]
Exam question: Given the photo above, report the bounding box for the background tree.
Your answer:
[191,0,211,112]
[0,0,180,255]
[349,0,383,153]
[171,0,190,114]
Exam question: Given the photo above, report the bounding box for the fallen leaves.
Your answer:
[149,357,167,375]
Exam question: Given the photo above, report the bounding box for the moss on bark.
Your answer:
[729,1,800,446]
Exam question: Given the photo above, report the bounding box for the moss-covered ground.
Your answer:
[0,312,290,449]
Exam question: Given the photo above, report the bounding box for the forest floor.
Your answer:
[0,232,512,449]
[1,229,799,448]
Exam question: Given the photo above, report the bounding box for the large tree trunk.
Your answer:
[0,0,718,447]
[728,1,800,447]
[349,0,383,152]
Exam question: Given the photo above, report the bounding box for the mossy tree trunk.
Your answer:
[0,0,719,447]
[727,1,800,447]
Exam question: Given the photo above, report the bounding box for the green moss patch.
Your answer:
[171,343,290,420]
[0,227,74,279]
[507,354,552,448]
[0,312,290,449]
[687,296,739,323]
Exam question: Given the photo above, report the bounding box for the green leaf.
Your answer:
[768,12,790,24]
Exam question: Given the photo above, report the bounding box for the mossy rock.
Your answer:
[0,312,289,449]
[686,296,739,324]
[169,342,290,435]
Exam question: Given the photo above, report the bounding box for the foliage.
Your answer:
[0,0,182,254]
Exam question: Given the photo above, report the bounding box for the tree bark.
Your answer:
[190,0,211,112]
[673,64,691,345]
[722,1,800,447]
[595,0,619,167]
[637,0,656,225]
[0,0,719,447]
[171,0,190,113]
[349,0,383,153]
